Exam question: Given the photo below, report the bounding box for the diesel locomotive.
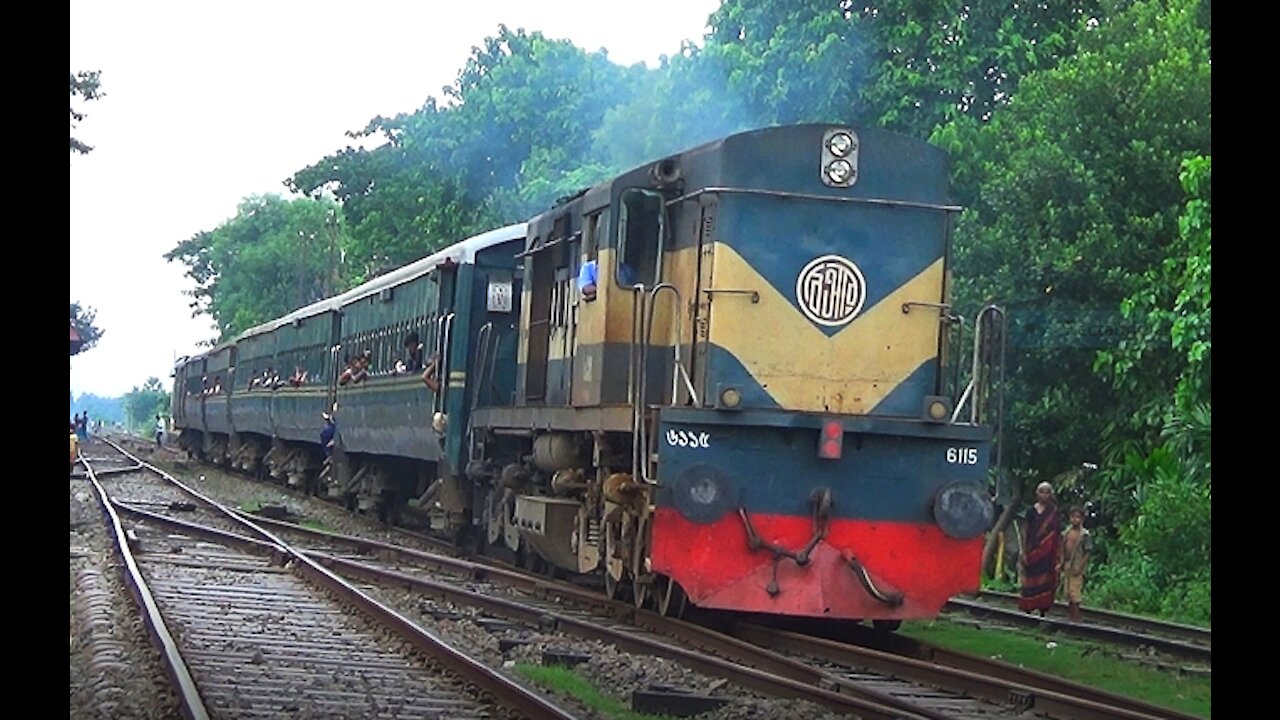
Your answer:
[172,124,1004,624]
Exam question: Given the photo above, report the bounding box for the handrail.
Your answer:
[951,304,1006,426]
[974,305,1006,472]
[647,283,698,407]
[629,285,648,482]
[471,322,495,413]
[949,312,966,403]
[467,321,494,459]
[438,312,456,414]
[432,314,448,413]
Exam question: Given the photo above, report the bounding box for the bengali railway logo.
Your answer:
[795,254,867,327]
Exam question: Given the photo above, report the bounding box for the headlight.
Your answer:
[719,387,742,409]
[826,159,853,184]
[673,463,736,524]
[932,481,994,539]
[827,132,855,157]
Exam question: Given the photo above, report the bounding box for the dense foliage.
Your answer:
[164,0,1210,622]
[123,378,171,433]
[164,195,354,340]
[287,26,643,277]
[932,0,1209,621]
[707,0,1103,136]
[69,393,125,427]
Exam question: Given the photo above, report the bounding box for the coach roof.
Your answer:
[235,223,526,341]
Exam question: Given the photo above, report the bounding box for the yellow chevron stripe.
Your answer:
[709,243,943,414]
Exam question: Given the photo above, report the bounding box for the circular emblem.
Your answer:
[795,255,867,327]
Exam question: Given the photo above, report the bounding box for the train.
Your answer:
[171,123,1004,626]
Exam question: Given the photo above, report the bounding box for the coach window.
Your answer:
[616,188,665,288]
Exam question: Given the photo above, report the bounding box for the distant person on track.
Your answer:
[155,415,165,447]
[1018,482,1061,616]
[70,422,80,475]
[1058,505,1092,622]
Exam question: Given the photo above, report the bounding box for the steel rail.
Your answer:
[121,505,936,720]
[764,622,1205,720]
[945,597,1210,663]
[79,458,210,720]
[959,591,1210,649]
[98,438,579,720]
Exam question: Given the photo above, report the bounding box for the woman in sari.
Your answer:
[1019,482,1061,615]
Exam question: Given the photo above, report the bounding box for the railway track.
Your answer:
[77,438,577,719]
[93,435,1202,720]
[943,592,1210,669]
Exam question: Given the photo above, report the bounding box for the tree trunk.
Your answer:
[982,482,1023,578]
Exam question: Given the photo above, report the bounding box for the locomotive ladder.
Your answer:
[629,283,698,482]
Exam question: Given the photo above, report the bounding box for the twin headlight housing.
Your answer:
[821,129,859,188]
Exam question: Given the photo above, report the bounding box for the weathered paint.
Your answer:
[651,509,981,619]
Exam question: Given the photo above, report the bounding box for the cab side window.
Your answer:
[616,189,664,287]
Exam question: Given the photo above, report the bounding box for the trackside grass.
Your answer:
[899,619,1211,718]
[514,664,676,720]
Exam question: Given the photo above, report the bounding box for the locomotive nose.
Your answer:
[932,481,994,539]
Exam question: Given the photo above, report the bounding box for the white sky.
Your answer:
[70,0,722,399]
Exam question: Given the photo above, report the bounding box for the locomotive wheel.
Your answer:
[632,575,650,609]
[604,566,620,600]
[631,515,651,610]
[602,521,623,600]
[655,575,687,618]
[872,619,902,633]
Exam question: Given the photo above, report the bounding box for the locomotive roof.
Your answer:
[233,223,526,342]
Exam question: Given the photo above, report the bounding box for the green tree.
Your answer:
[1098,155,1211,423]
[1086,152,1209,622]
[590,42,760,171]
[706,0,1102,137]
[70,393,125,426]
[289,25,641,274]
[1088,402,1211,623]
[936,0,1211,494]
[71,70,103,155]
[164,195,353,339]
[70,302,104,354]
[123,378,170,432]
